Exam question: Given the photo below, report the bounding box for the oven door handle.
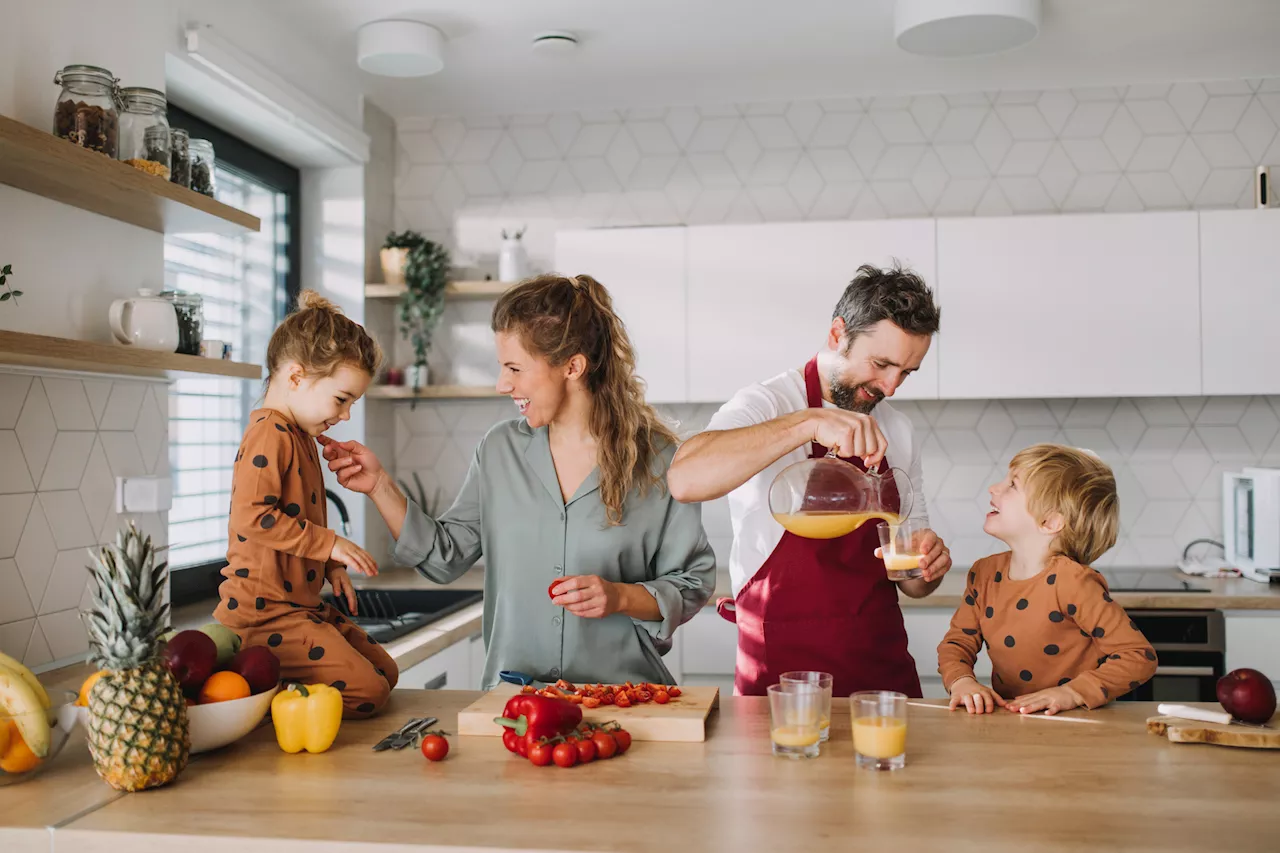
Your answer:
[1154,665,1218,676]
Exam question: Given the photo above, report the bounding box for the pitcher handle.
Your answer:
[715,597,737,624]
[872,465,914,522]
[108,299,132,345]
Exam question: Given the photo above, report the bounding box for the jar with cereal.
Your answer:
[52,64,121,157]
[119,87,171,179]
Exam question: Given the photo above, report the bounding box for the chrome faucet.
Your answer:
[326,489,351,537]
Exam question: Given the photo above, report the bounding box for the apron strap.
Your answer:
[803,357,826,459]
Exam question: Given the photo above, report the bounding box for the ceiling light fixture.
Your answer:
[357,20,445,77]
[895,0,1041,58]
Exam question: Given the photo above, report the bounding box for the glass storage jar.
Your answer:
[161,291,204,356]
[52,64,121,157]
[170,128,191,189]
[119,87,171,179]
[189,139,216,197]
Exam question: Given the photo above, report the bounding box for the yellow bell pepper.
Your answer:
[271,683,343,754]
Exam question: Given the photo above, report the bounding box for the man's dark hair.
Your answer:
[832,262,941,350]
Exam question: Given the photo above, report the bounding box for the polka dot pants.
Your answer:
[230,603,399,719]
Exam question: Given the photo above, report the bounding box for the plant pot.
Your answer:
[498,238,528,283]
[406,364,429,390]
[380,247,410,285]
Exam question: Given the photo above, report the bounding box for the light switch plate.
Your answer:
[115,475,173,513]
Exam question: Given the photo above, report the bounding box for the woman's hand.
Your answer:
[550,575,622,619]
[329,536,378,577]
[317,436,387,495]
[947,676,1006,714]
[326,565,358,615]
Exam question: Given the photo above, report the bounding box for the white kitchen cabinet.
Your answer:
[554,227,688,402]
[686,220,939,402]
[1200,209,1280,395]
[468,632,485,690]
[396,637,472,692]
[936,211,1201,399]
[1224,611,1280,690]
[678,606,738,677]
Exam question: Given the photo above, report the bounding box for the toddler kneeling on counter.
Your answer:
[938,444,1157,715]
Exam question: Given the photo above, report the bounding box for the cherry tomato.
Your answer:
[528,740,554,767]
[615,693,631,708]
[552,742,578,768]
[502,728,520,753]
[591,730,618,759]
[612,728,632,754]
[575,737,598,764]
[654,690,670,704]
[548,581,560,600]
[668,687,682,698]
[420,734,449,761]
[582,696,601,709]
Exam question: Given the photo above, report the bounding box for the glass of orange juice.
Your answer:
[877,519,926,581]
[781,671,833,742]
[851,690,907,771]
[767,682,822,759]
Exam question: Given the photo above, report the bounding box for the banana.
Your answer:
[0,662,51,758]
[0,650,51,711]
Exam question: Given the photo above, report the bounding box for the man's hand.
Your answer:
[947,676,1007,714]
[809,409,888,467]
[1005,684,1085,716]
[326,566,358,615]
[550,575,621,619]
[317,436,387,496]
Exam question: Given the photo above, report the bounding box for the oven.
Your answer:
[1116,610,1224,703]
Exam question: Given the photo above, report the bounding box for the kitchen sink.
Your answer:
[322,588,482,644]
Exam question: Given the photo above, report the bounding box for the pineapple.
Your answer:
[81,523,189,792]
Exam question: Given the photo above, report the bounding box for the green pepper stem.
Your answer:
[493,715,529,736]
[290,683,310,698]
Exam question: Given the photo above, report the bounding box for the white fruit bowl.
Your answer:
[75,684,280,754]
[0,704,78,786]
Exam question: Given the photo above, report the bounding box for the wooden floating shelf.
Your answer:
[366,385,502,400]
[0,329,263,380]
[0,114,260,235]
[365,280,515,301]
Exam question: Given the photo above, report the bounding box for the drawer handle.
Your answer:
[1154,666,1216,677]
[424,673,447,690]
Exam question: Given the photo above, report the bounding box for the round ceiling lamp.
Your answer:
[895,0,1041,58]
[357,20,445,77]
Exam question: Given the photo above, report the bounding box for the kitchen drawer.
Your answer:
[397,637,471,691]
[903,610,991,680]
[1224,611,1280,688]
[679,608,738,675]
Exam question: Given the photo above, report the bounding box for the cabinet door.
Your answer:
[937,211,1201,399]
[686,220,939,402]
[396,639,470,691]
[1201,209,1280,394]
[1224,611,1280,689]
[554,227,688,402]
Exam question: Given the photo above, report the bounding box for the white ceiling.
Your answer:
[271,0,1280,118]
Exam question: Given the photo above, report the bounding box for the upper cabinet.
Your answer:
[555,226,689,403]
[1200,209,1280,395]
[936,211,1201,399]
[686,219,939,402]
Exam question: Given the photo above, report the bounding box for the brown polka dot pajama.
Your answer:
[214,408,398,718]
[938,552,1158,708]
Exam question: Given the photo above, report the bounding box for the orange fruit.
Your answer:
[0,718,9,755]
[77,670,107,707]
[197,671,251,704]
[0,721,42,774]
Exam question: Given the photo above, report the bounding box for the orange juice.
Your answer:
[771,725,822,748]
[882,552,921,572]
[773,511,902,539]
[852,716,907,759]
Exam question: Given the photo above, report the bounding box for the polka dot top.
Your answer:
[218,409,337,618]
[937,552,1158,709]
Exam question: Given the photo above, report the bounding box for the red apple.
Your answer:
[227,646,281,695]
[163,629,219,693]
[1217,668,1277,724]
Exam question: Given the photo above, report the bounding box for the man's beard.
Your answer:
[830,373,884,414]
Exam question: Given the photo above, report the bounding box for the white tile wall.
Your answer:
[0,369,169,669]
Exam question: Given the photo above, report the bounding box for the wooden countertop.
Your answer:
[32,691,1278,852]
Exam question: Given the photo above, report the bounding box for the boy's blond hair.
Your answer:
[1008,443,1118,566]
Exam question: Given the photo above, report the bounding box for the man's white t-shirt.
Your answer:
[706,368,929,598]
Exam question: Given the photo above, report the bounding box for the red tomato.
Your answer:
[552,742,578,768]
[502,728,520,753]
[668,687,682,698]
[420,734,449,761]
[575,737,598,764]
[612,728,632,754]
[528,740,554,767]
[615,693,632,708]
[548,581,560,600]
[654,690,670,704]
[591,730,618,759]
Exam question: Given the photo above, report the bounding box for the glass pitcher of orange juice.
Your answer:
[768,449,914,540]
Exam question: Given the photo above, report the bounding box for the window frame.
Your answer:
[167,105,302,608]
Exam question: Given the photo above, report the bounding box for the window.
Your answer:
[164,106,300,604]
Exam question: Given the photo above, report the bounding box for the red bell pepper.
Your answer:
[495,694,583,744]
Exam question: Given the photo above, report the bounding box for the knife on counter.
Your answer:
[1157,703,1273,729]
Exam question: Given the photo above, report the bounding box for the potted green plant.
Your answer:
[396,233,450,397]
[0,264,21,304]
[381,231,420,286]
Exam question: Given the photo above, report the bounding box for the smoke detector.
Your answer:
[895,0,1041,58]
[357,20,445,77]
[531,31,579,54]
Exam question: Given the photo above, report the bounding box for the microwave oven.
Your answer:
[1222,467,1280,583]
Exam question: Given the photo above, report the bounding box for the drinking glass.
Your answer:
[850,690,907,771]
[781,671,833,742]
[877,519,927,581]
[767,682,822,759]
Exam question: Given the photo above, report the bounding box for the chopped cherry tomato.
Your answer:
[668,686,682,698]
[612,728,632,754]
[591,730,618,759]
[582,696,601,709]
[575,737,598,764]
[552,742,578,768]
[521,684,536,694]
[528,740,554,767]
[615,693,632,708]
[420,733,449,761]
[654,690,670,704]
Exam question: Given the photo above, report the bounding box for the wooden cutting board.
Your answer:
[1146,715,1280,749]
[458,683,720,743]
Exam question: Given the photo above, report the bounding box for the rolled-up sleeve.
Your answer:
[392,449,483,582]
[634,493,717,643]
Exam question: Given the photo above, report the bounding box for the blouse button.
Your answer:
[552,615,562,627]
[550,667,561,678]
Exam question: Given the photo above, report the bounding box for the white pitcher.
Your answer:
[498,227,528,282]
[109,288,179,352]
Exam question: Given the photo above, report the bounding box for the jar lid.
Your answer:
[189,138,215,154]
[171,128,190,141]
[54,64,117,84]
[120,86,168,111]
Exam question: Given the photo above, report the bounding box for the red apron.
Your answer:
[716,357,922,699]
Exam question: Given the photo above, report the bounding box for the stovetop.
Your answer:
[1098,570,1208,593]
